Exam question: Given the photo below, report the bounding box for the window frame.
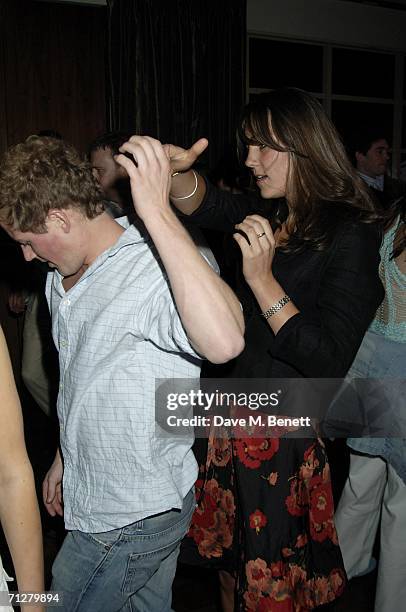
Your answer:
[247,33,405,177]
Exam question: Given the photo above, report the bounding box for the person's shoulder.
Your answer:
[337,214,381,238]
[335,221,383,261]
[385,175,406,190]
[385,177,406,203]
[321,202,382,250]
[323,200,377,226]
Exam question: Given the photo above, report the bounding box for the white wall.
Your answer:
[247,0,406,52]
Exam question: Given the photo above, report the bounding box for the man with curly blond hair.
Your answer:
[0,135,244,611]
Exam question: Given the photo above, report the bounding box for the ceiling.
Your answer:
[38,0,107,5]
[38,0,406,10]
[339,0,406,9]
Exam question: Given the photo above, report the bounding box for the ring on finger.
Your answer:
[256,232,266,238]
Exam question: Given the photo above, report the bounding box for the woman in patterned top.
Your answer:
[333,196,405,612]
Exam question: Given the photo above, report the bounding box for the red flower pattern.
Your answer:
[309,476,333,524]
[187,436,345,609]
[188,478,235,558]
[249,509,268,534]
[234,436,280,469]
[207,434,232,467]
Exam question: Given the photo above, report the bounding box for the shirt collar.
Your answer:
[358,172,384,192]
[52,216,149,289]
[109,216,148,255]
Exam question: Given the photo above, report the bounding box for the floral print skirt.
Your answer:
[181,429,346,611]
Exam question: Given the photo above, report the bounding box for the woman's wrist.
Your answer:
[248,275,299,331]
[261,295,291,319]
[169,169,197,199]
[246,272,277,295]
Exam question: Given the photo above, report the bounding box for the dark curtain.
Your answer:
[0,0,107,155]
[107,0,246,170]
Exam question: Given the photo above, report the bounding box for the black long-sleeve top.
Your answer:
[184,179,384,379]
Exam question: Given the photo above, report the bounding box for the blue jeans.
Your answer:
[50,489,195,612]
[346,331,406,482]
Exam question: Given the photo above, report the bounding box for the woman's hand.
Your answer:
[234,215,298,334]
[161,138,208,214]
[233,215,276,289]
[163,138,208,173]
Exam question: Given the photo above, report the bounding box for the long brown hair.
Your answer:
[384,197,405,259]
[237,88,380,252]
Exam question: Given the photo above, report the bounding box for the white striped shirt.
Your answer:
[46,218,203,532]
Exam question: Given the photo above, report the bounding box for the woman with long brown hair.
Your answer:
[166,88,384,610]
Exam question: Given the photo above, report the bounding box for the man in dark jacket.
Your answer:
[351,127,406,210]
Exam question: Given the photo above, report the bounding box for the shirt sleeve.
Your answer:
[179,177,261,232]
[135,242,218,359]
[269,222,385,378]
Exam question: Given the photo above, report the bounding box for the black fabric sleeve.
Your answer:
[270,222,385,378]
[179,177,260,232]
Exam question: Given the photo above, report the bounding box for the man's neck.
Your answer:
[84,212,126,267]
[62,266,87,291]
[62,213,125,290]
[358,171,384,191]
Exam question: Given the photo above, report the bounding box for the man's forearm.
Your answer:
[115,134,244,362]
[143,207,244,363]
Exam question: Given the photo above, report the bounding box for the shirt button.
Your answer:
[60,340,67,348]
